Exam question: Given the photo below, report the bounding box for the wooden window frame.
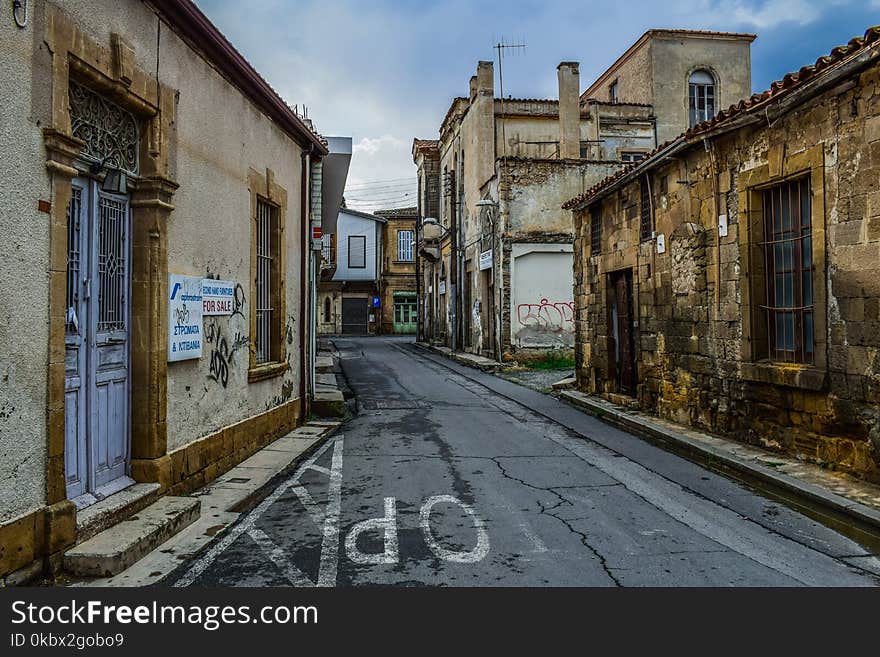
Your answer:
[248,168,288,383]
[738,145,827,390]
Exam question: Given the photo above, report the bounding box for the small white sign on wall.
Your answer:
[202,279,235,316]
[479,250,493,270]
[168,274,203,362]
[656,233,666,254]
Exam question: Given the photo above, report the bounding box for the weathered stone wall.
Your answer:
[574,56,880,482]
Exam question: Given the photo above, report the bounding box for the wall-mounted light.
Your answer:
[12,0,28,28]
[90,157,128,195]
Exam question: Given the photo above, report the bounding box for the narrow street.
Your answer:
[173,336,880,587]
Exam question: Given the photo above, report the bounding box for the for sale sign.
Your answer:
[201,279,235,316]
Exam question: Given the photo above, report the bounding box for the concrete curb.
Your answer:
[558,390,880,543]
[414,341,504,373]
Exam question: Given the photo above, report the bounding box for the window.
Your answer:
[348,235,367,269]
[689,70,716,127]
[321,233,334,264]
[397,230,414,261]
[621,151,647,164]
[761,177,814,363]
[639,177,653,241]
[255,198,280,365]
[248,168,288,380]
[590,205,602,256]
[324,297,331,323]
[609,79,619,103]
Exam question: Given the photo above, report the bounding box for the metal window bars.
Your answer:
[591,205,602,256]
[761,177,814,364]
[255,199,276,364]
[639,177,652,241]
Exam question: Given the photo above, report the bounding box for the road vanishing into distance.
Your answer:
[173,336,880,587]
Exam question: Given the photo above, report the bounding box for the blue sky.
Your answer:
[195,0,880,210]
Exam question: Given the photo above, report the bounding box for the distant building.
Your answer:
[318,207,386,335]
[375,207,418,334]
[414,30,753,361]
[565,26,880,483]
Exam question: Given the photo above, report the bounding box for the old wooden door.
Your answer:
[65,179,132,504]
[610,269,636,397]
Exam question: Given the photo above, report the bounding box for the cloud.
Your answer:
[194,0,877,209]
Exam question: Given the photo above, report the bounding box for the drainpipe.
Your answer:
[300,148,311,420]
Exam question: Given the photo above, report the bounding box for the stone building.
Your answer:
[375,207,418,334]
[565,27,880,482]
[414,30,754,361]
[0,0,346,582]
[317,207,385,335]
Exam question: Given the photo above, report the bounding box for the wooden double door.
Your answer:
[64,178,132,505]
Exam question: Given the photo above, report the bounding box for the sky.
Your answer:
[194,0,880,212]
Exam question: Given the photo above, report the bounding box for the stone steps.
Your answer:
[74,483,161,544]
[64,497,200,578]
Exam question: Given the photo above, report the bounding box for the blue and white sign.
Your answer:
[168,274,203,362]
[202,279,235,316]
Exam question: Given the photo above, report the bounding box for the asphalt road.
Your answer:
[173,336,880,587]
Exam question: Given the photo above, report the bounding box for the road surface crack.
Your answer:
[489,457,621,585]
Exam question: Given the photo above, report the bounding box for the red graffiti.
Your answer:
[516,299,574,331]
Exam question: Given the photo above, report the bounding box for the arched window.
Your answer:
[324,297,331,323]
[689,70,716,127]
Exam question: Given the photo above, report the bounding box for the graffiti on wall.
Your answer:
[203,271,248,389]
[205,321,249,388]
[515,298,575,347]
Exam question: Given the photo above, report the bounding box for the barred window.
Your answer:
[590,205,602,256]
[255,198,280,364]
[761,177,814,363]
[639,177,653,241]
[397,230,414,262]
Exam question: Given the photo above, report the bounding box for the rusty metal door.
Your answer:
[342,297,368,334]
[610,269,636,396]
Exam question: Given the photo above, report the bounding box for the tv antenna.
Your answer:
[494,38,526,163]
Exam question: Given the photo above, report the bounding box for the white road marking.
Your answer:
[173,435,340,587]
[317,435,344,587]
[292,485,326,527]
[420,495,490,563]
[344,497,399,565]
[247,527,313,586]
[520,522,549,554]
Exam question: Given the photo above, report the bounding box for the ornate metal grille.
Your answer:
[97,194,128,332]
[66,187,83,334]
[68,79,139,174]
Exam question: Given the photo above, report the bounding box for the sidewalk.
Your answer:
[64,420,339,587]
[414,341,880,545]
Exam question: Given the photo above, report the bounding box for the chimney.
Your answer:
[477,61,494,96]
[557,62,580,160]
